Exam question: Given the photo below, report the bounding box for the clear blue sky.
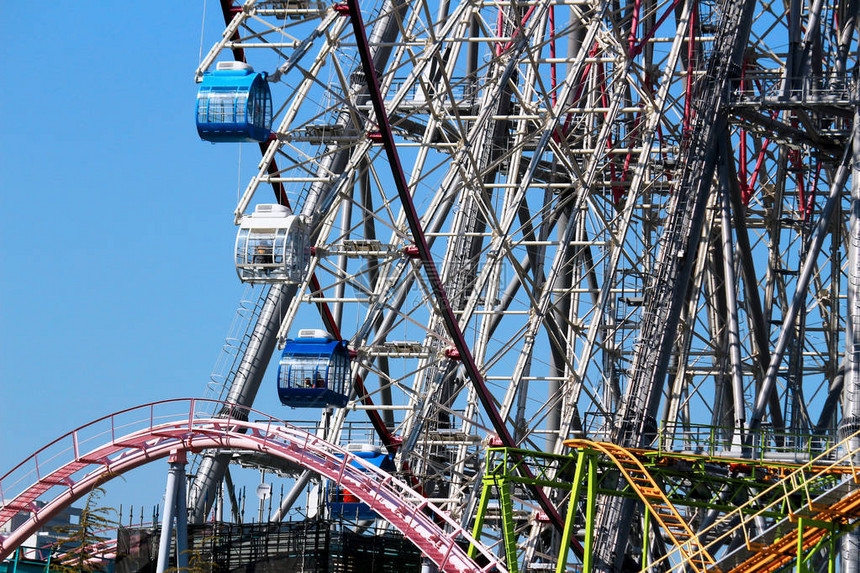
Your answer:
[1,3,292,515]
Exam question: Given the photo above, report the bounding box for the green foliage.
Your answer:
[51,486,117,573]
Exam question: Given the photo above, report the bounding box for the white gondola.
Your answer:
[235,204,310,284]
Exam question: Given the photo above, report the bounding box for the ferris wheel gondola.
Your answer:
[327,445,395,520]
[196,61,272,142]
[277,330,351,408]
[234,204,310,284]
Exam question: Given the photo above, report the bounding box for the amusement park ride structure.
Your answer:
[2,0,860,570]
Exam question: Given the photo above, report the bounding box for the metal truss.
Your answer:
[476,434,860,572]
[192,0,859,569]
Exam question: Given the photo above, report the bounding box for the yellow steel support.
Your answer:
[565,440,716,572]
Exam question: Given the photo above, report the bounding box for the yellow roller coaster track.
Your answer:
[565,439,717,572]
[601,429,860,573]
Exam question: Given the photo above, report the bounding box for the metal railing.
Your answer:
[577,414,838,461]
[655,422,838,461]
[651,427,860,571]
[729,72,858,106]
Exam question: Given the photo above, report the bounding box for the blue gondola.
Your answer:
[196,61,272,142]
[328,446,395,520]
[277,329,350,408]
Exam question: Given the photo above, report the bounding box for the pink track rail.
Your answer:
[0,399,505,573]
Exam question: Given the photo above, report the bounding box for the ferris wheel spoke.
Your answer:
[190,0,860,567]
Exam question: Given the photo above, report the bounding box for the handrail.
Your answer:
[0,399,505,573]
[649,428,860,571]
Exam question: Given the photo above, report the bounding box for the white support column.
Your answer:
[840,98,860,573]
[156,450,188,573]
[174,453,189,572]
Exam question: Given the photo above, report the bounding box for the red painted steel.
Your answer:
[213,1,396,454]
[343,0,570,540]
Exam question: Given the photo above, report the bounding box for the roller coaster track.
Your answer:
[653,430,860,573]
[0,399,504,573]
[568,429,860,572]
[565,440,716,571]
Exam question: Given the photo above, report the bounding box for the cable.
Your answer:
[199,0,208,66]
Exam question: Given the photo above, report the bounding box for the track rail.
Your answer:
[658,428,860,572]
[565,440,716,571]
[0,399,504,573]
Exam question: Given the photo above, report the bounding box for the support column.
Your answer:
[468,479,492,560]
[156,451,189,573]
[556,451,589,573]
[642,507,650,571]
[499,480,519,573]
[584,456,596,572]
[720,174,747,441]
[840,98,860,573]
[796,517,804,573]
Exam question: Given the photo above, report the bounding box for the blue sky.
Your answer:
[0,3,292,515]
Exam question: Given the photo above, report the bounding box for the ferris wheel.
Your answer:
[187,0,858,570]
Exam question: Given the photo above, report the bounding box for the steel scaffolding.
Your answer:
[192,0,859,569]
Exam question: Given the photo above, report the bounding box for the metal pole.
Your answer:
[174,453,189,572]
[156,451,186,573]
[720,178,747,439]
[840,98,860,573]
[584,456,596,572]
[556,451,587,573]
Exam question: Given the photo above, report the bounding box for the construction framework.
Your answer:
[474,433,860,572]
[2,0,856,570]
[184,0,858,569]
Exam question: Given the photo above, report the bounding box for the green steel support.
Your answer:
[793,519,834,573]
[557,450,588,573]
[584,455,596,572]
[469,478,493,559]
[642,506,650,571]
[474,443,860,573]
[797,521,838,573]
[797,517,804,573]
[830,529,836,573]
[499,479,520,573]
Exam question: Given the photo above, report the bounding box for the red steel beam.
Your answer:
[215,2,397,452]
[344,0,568,535]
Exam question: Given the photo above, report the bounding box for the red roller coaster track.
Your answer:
[0,399,505,573]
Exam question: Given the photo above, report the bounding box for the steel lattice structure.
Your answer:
[189,0,858,570]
